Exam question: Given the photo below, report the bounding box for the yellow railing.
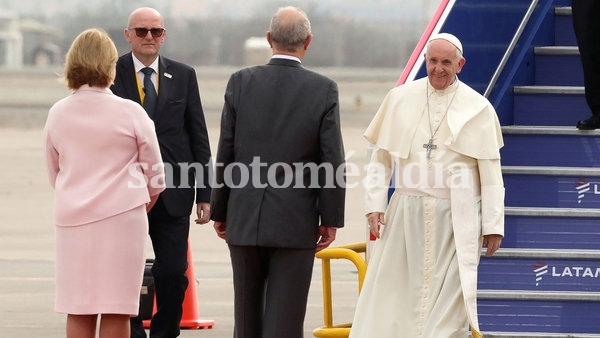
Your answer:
[313,242,367,338]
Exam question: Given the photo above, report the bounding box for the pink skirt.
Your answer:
[54,205,148,315]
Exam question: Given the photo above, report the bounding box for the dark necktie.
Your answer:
[141,67,157,117]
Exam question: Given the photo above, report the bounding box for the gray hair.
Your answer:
[269,7,311,52]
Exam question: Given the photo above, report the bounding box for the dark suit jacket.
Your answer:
[211,58,345,249]
[111,52,211,217]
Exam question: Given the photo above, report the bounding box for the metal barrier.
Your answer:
[313,242,367,338]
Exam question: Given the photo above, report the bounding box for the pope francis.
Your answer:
[349,33,505,338]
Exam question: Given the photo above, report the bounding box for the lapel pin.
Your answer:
[164,72,172,79]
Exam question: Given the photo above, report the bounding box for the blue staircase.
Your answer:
[390,0,600,335]
[477,5,600,337]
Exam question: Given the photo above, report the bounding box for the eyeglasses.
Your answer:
[128,27,165,38]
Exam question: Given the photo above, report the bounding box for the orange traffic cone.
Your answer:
[180,239,214,329]
[142,240,215,329]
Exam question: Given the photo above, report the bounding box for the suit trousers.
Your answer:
[131,197,191,338]
[572,0,600,115]
[228,245,316,338]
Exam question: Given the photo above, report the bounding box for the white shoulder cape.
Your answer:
[364,77,503,159]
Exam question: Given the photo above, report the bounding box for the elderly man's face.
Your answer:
[424,39,465,90]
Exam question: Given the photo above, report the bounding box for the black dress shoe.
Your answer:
[576,115,600,130]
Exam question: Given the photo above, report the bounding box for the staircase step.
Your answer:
[485,333,600,338]
[479,289,600,301]
[503,166,600,176]
[534,47,582,86]
[513,86,588,126]
[478,249,600,291]
[502,166,600,208]
[504,206,600,250]
[554,7,576,46]
[478,290,600,334]
[501,126,600,167]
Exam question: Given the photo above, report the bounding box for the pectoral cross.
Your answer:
[423,138,437,159]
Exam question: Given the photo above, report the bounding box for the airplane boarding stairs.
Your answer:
[478,6,600,337]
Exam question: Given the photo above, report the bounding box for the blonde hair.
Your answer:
[63,28,118,90]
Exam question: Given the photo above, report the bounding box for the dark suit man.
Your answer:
[210,6,345,338]
[110,7,211,338]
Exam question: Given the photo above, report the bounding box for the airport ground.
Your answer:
[0,66,398,337]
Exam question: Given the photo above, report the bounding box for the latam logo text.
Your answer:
[574,178,600,204]
[533,261,600,287]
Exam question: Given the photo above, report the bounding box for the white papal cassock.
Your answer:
[349,77,505,338]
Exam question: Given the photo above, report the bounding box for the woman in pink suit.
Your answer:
[43,28,165,338]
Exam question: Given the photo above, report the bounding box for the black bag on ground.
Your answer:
[138,258,154,320]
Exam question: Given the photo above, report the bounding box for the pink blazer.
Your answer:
[44,85,165,226]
